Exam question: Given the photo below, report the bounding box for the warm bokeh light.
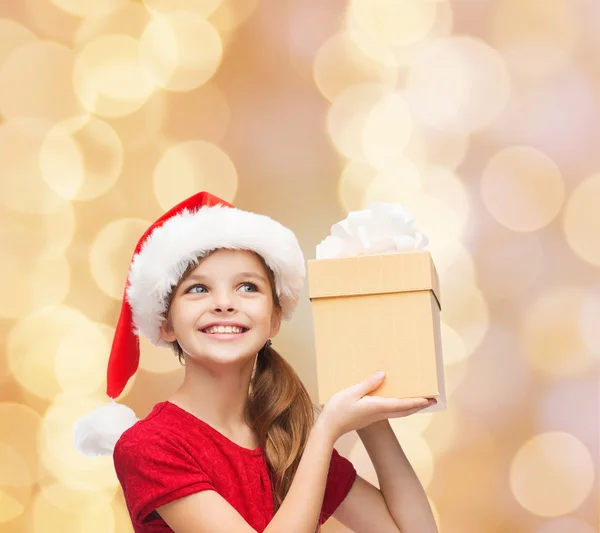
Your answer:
[31,489,116,533]
[481,146,565,232]
[50,0,127,17]
[40,115,124,201]
[362,91,413,171]
[7,306,95,400]
[347,0,438,48]
[0,41,82,122]
[89,218,150,299]
[510,432,595,517]
[139,335,184,374]
[491,0,577,78]
[153,140,238,211]
[473,226,543,300]
[143,0,222,17]
[139,12,223,92]
[536,517,598,533]
[0,255,70,320]
[313,31,397,103]
[338,160,379,213]
[0,119,69,214]
[520,287,597,379]
[327,83,393,160]
[73,34,156,118]
[0,19,37,65]
[405,36,511,133]
[563,173,600,266]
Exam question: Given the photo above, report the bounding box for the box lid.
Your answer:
[307,251,441,308]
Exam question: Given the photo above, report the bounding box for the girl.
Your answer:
[74,192,438,533]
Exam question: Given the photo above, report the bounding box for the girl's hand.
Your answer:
[317,371,432,442]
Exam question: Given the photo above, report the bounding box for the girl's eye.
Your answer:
[187,284,207,294]
[238,282,258,293]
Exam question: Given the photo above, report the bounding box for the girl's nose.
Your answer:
[211,290,236,313]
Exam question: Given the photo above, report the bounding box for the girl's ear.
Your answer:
[269,307,282,338]
[159,316,177,343]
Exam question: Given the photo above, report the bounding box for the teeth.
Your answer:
[205,325,244,334]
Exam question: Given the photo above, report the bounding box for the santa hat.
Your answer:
[73,191,306,457]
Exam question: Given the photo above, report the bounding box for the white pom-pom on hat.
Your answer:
[73,401,139,457]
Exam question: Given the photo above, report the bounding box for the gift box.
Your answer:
[308,203,446,412]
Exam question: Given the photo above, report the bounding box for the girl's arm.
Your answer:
[334,419,438,533]
[157,419,336,533]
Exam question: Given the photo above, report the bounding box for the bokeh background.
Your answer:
[0,0,598,532]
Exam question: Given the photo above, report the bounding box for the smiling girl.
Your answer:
[74,192,438,533]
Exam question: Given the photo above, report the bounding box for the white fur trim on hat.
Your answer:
[126,205,305,346]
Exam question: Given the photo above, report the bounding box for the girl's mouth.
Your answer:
[200,325,249,339]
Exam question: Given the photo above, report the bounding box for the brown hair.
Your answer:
[164,251,315,512]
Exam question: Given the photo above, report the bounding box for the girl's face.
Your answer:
[160,249,281,365]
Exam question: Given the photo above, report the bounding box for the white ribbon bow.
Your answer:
[316,202,428,259]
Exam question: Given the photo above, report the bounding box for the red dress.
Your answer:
[113,402,357,532]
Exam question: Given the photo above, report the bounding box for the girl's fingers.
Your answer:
[359,396,431,413]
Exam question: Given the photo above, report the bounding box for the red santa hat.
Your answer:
[73,191,306,457]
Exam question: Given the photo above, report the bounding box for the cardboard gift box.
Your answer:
[308,250,446,412]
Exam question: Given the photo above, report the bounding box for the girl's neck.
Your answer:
[168,357,256,437]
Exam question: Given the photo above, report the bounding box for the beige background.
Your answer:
[0,1,598,532]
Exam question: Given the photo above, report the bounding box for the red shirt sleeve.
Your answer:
[319,448,357,525]
[113,431,215,525]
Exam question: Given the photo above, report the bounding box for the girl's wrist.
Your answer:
[312,416,339,449]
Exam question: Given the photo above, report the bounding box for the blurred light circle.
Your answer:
[40,115,124,201]
[580,285,600,358]
[50,0,127,17]
[153,140,237,211]
[7,306,93,400]
[313,31,398,102]
[404,122,469,171]
[0,440,34,489]
[54,320,110,394]
[140,12,223,92]
[73,34,156,118]
[474,228,543,299]
[492,0,577,78]
[0,119,68,214]
[521,287,596,378]
[362,92,413,170]
[144,0,221,16]
[0,487,29,523]
[139,335,183,374]
[74,3,153,46]
[454,326,533,420]
[162,82,230,144]
[0,255,70,320]
[563,173,600,267]
[209,0,259,35]
[440,322,467,367]
[537,378,598,452]
[338,160,379,213]
[510,432,595,517]
[40,393,121,491]
[0,403,43,485]
[32,489,115,533]
[439,283,489,356]
[536,518,597,533]
[23,0,80,44]
[422,408,458,457]
[89,218,150,299]
[406,36,510,133]
[0,18,37,65]
[40,480,117,515]
[327,83,393,161]
[481,146,565,231]
[0,41,82,122]
[348,0,438,47]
